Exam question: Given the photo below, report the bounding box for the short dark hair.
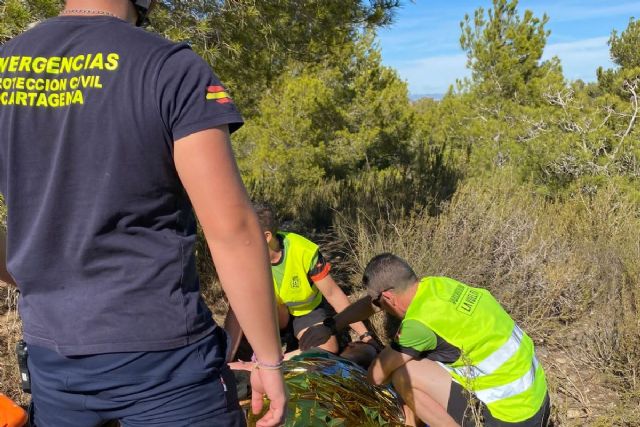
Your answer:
[253,202,278,234]
[363,253,418,297]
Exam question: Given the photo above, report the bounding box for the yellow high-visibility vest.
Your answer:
[405,277,547,422]
[274,232,323,316]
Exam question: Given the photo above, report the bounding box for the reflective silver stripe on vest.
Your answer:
[450,324,525,379]
[474,357,539,404]
[284,290,319,307]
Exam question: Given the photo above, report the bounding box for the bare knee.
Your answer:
[392,359,452,412]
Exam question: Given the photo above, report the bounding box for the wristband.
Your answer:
[251,353,284,370]
[322,317,338,335]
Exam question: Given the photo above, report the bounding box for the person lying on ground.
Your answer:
[300,253,551,427]
[230,340,380,372]
[229,341,414,427]
[225,203,373,358]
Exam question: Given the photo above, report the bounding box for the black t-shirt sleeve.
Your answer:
[155,45,243,141]
[308,251,331,282]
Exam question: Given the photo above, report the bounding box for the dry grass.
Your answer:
[0,285,27,405]
[1,171,639,424]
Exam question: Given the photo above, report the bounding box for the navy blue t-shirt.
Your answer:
[0,16,243,355]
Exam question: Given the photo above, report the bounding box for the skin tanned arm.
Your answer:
[314,275,369,337]
[0,229,16,286]
[332,295,377,330]
[174,126,286,427]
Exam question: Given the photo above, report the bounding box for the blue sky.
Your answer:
[377,1,640,95]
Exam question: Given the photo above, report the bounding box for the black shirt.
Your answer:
[0,16,243,355]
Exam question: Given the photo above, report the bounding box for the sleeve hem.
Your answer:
[172,113,244,141]
[390,341,422,358]
[310,262,331,282]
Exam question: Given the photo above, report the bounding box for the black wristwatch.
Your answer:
[322,317,338,335]
[358,331,373,341]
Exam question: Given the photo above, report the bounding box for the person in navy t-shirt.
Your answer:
[0,1,286,425]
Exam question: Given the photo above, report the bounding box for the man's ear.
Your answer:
[384,289,404,312]
[381,289,394,306]
[264,230,272,243]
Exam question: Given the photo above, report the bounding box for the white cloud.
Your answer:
[392,53,470,95]
[394,36,615,95]
[543,36,615,81]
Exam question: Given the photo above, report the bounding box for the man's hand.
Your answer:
[356,337,384,353]
[298,324,333,351]
[250,368,288,427]
[228,360,253,371]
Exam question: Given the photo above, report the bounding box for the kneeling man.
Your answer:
[301,253,550,427]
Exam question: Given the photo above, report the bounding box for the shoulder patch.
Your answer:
[206,85,232,104]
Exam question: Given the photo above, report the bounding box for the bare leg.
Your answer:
[277,303,290,330]
[391,359,460,427]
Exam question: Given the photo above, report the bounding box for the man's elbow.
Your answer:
[202,205,258,244]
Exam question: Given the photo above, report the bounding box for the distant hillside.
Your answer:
[410,93,444,101]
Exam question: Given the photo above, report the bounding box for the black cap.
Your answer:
[130,0,152,27]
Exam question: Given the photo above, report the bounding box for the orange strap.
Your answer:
[0,394,27,427]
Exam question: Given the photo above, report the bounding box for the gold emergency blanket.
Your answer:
[246,355,406,426]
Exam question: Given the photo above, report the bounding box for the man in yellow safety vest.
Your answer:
[226,204,374,358]
[301,253,550,426]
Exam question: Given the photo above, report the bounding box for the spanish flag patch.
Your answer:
[206,85,232,104]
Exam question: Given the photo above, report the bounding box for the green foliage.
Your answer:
[459,0,563,104]
[0,0,61,43]
[1,1,400,115]
[233,33,424,224]
[150,0,400,115]
[608,17,640,69]
[403,1,639,201]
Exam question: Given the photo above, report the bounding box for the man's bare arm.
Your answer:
[314,275,369,336]
[174,126,286,427]
[334,295,377,330]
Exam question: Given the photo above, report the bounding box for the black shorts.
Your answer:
[291,299,332,338]
[447,381,550,427]
[28,328,245,427]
